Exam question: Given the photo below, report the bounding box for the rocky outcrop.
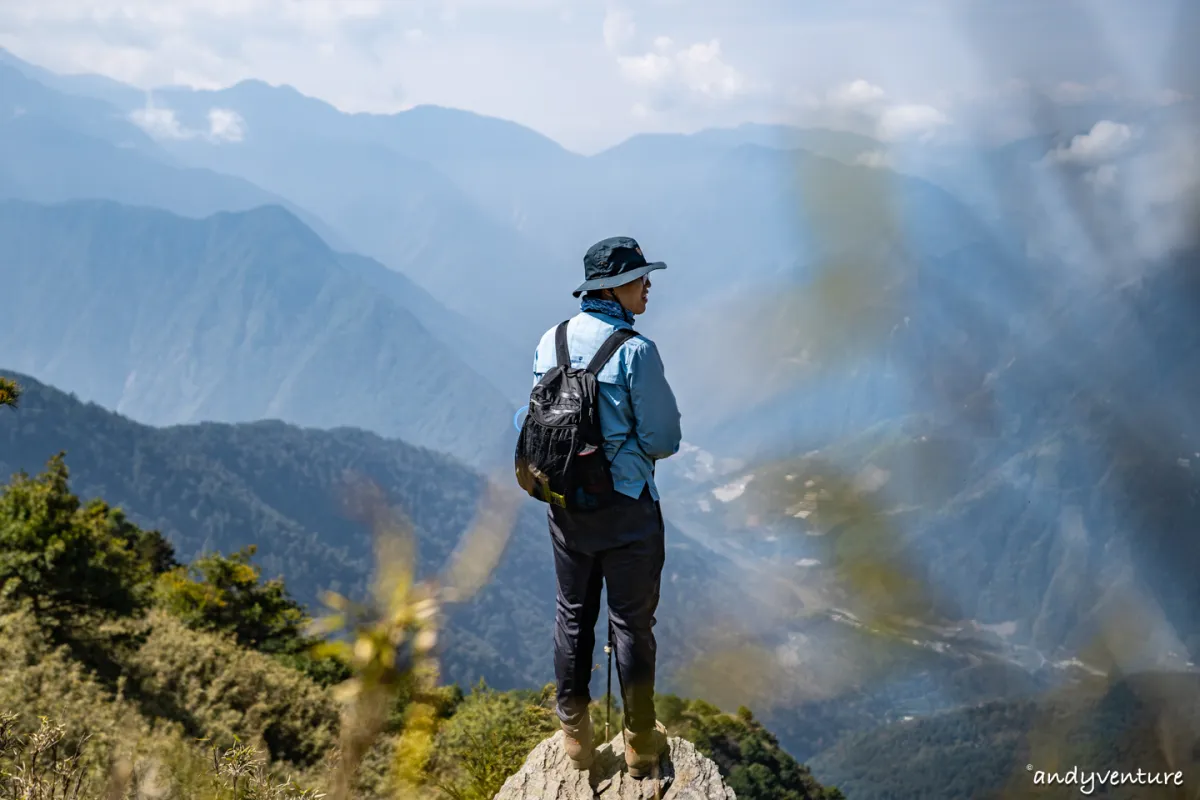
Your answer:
[493,730,736,800]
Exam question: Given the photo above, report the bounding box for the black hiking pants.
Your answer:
[548,484,665,735]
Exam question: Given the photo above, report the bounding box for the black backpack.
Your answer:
[515,319,638,511]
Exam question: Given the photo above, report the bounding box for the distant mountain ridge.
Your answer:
[0,60,347,248]
[0,198,517,466]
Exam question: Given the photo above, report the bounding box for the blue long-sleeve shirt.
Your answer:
[532,309,682,501]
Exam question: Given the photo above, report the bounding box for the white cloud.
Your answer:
[130,103,190,139]
[615,39,743,99]
[618,51,673,85]
[0,0,1189,154]
[130,100,247,143]
[827,79,885,109]
[674,40,743,98]
[1051,120,1135,165]
[877,103,949,141]
[207,107,245,142]
[606,11,745,110]
[602,8,637,53]
[815,79,949,142]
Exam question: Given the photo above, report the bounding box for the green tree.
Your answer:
[0,453,165,620]
[655,695,844,800]
[426,680,558,800]
[155,545,306,653]
[155,545,350,686]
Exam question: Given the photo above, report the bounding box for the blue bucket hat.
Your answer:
[572,236,667,298]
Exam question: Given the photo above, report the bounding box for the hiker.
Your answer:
[521,236,682,778]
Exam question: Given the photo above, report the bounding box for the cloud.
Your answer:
[0,0,1188,154]
[605,10,746,114]
[206,107,245,142]
[602,8,636,53]
[877,103,949,141]
[615,38,744,102]
[1026,116,1198,275]
[817,79,949,142]
[673,40,743,98]
[827,79,886,109]
[129,99,246,143]
[129,103,190,139]
[1051,120,1135,165]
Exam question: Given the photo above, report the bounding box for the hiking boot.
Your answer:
[623,721,667,779]
[561,715,594,770]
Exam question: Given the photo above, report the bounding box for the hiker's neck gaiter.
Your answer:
[581,297,635,326]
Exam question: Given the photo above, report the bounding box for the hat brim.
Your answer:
[572,262,667,298]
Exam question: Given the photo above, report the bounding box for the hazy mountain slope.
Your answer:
[0,61,345,248]
[669,239,1200,666]
[593,124,883,167]
[105,79,579,347]
[142,79,579,169]
[807,671,1200,799]
[156,129,567,348]
[0,45,144,109]
[336,252,529,404]
[0,199,515,466]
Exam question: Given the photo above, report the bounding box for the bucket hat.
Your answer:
[572,236,667,298]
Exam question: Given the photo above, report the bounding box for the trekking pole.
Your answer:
[604,619,614,741]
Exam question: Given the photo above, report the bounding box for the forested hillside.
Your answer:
[0,371,759,704]
[808,671,1200,799]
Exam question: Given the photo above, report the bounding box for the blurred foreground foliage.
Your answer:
[0,377,18,410]
[0,451,839,799]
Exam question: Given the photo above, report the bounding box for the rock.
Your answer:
[493,730,736,800]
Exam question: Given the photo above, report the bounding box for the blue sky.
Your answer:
[0,0,1192,153]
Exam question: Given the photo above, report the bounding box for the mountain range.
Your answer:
[1,370,1102,768]
[3,41,1200,795]
[1,44,1083,448]
[0,198,517,466]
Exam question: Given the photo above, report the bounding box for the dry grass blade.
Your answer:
[315,466,523,800]
[437,471,521,604]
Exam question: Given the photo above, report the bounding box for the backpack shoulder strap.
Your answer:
[553,320,571,368]
[586,328,639,375]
